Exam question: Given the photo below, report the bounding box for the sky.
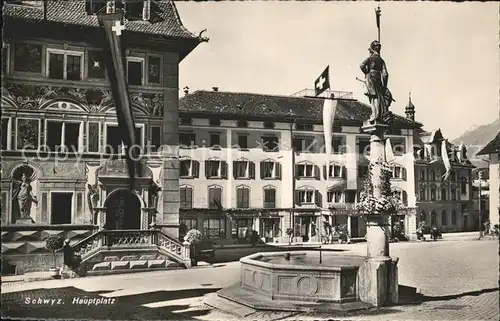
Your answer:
[176,1,499,140]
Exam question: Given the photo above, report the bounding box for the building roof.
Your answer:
[477,132,500,156]
[4,0,199,40]
[179,90,422,128]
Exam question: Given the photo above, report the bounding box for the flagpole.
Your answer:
[375,5,381,42]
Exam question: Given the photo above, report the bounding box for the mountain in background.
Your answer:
[451,118,499,168]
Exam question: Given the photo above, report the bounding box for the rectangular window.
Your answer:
[181,218,197,231]
[441,187,447,201]
[208,187,222,209]
[87,122,100,153]
[180,117,192,125]
[430,187,436,201]
[327,190,342,203]
[179,132,195,147]
[105,125,142,154]
[297,189,315,204]
[264,188,276,208]
[203,218,225,239]
[126,58,144,85]
[392,166,402,179]
[333,136,345,154]
[261,161,278,179]
[14,43,42,73]
[296,123,313,131]
[46,121,63,151]
[328,164,343,178]
[358,138,370,155]
[179,187,193,209]
[209,118,221,126]
[237,134,248,149]
[460,179,467,195]
[419,169,425,181]
[206,160,225,178]
[451,211,457,225]
[236,188,250,208]
[51,192,73,224]
[47,50,83,80]
[297,164,315,178]
[87,50,106,79]
[147,55,161,84]
[65,122,80,152]
[234,161,254,179]
[293,137,315,152]
[419,187,426,201]
[150,126,161,152]
[237,120,248,128]
[16,119,39,150]
[210,133,220,148]
[1,118,10,150]
[262,136,279,152]
[180,160,199,178]
[451,187,457,201]
[263,121,275,129]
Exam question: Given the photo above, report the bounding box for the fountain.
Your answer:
[211,6,402,314]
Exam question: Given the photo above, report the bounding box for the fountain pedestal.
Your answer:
[356,122,399,307]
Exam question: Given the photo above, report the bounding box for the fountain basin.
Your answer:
[238,251,365,303]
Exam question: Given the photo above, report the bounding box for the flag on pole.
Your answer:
[441,139,452,181]
[385,138,396,164]
[315,66,330,97]
[323,98,338,157]
[98,12,138,189]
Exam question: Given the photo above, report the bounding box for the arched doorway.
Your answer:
[105,190,141,230]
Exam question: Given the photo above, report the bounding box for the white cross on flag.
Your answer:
[315,66,330,96]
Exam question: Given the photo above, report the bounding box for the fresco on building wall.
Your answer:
[3,83,163,116]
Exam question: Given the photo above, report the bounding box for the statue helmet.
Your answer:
[369,40,381,53]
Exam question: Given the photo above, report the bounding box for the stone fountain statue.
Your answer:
[360,40,394,124]
[12,172,38,223]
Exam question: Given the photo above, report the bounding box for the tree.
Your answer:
[45,235,64,269]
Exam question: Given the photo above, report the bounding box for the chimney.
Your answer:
[106,0,115,14]
[212,87,219,92]
[183,86,189,95]
[142,0,151,21]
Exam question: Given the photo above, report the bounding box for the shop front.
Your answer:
[294,210,321,242]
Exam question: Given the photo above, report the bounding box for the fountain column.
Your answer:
[357,122,398,307]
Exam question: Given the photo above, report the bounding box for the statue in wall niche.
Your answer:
[11,172,38,222]
[149,183,162,211]
[87,184,100,214]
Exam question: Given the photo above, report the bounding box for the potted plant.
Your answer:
[184,229,202,266]
[45,234,64,278]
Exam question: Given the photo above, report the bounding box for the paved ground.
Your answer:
[2,239,498,321]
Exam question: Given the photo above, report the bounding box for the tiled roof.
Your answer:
[179,90,422,128]
[477,132,500,155]
[4,0,198,40]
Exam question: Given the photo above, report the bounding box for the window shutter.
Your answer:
[294,165,299,179]
[222,161,228,179]
[315,190,322,207]
[315,165,321,180]
[245,189,250,207]
[294,190,300,205]
[342,166,347,179]
[233,161,238,179]
[193,161,200,178]
[276,163,281,180]
[402,167,407,181]
[249,162,255,179]
[323,165,327,180]
[403,191,408,206]
[205,161,210,178]
[260,162,264,179]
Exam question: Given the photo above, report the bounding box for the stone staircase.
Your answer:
[66,229,191,277]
